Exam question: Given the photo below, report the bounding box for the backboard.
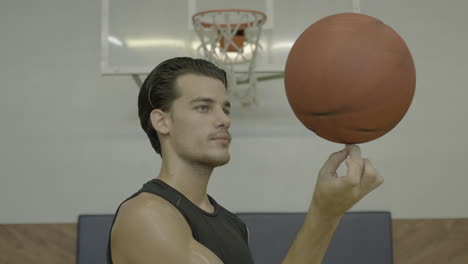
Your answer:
[101,0,360,75]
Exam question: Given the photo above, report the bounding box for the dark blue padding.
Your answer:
[76,214,114,264]
[237,212,393,264]
[76,212,392,264]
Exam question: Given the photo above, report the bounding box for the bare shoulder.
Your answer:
[111,192,223,264]
[112,193,191,242]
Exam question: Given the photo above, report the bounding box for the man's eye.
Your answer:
[196,105,209,112]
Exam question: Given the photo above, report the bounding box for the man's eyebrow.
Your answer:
[190,97,231,107]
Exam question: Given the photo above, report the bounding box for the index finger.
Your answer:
[346,144,362,161]
[320,148,348,176]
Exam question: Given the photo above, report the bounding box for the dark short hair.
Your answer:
[138,57,227,157]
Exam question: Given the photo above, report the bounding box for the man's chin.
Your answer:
[204,154,230,167]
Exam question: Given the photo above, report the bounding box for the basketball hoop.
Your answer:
[192,9,267,107]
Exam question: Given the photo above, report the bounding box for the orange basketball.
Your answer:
[284,13,416,144]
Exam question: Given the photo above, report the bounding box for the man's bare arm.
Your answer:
[111,193,223,264]
[281,145,384,264]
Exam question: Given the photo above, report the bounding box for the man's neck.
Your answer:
[157,156,214,212]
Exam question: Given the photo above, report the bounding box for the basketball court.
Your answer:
[1,0,468,263]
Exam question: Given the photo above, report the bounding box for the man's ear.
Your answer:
[150,109,171,135]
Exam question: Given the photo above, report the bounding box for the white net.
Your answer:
[193,9,266,107]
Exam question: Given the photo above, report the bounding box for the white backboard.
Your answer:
[101,0,358,75]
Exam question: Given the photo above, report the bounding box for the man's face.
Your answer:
[167,73,231,167]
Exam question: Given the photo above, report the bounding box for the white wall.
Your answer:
[1,0,467,223]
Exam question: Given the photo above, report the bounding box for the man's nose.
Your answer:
[215,107,231,129]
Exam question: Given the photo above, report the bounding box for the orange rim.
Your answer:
[192,9,267,30]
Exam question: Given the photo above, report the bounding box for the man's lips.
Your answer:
[212,134,231,143]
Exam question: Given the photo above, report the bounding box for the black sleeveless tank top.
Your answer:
[107,178,254,264]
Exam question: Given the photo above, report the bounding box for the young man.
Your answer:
[107,57,384,264]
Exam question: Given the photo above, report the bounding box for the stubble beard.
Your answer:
[200,151,230,168]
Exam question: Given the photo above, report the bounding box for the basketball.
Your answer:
[284,13,416,144]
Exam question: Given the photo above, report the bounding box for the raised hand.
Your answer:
[311,144,384,218]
